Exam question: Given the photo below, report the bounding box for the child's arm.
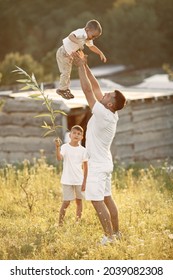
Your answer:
[68,33,84,49]
[54,138,63,161]
[68,33,79,44]
[81,161,88,191]
[88,45,107,63]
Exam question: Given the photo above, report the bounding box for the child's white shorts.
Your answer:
[62,184,83,201]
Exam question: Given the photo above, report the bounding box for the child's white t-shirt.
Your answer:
[60,143,88,185]
[63,28,93,55]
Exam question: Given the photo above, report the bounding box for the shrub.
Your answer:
[0,52,44,86]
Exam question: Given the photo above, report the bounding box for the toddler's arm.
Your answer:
[88,45,107,63]
[68,33,84,49]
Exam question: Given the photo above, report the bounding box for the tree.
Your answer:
[103,0,163,67]
[0,53,44,86]
[0,0,173,82]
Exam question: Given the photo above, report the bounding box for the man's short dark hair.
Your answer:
[114,90,126,110]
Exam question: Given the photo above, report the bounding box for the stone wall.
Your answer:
[0,93,173,165]
[112,96,173,163]
[0,95,69,164]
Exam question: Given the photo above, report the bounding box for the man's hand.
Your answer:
[72,51,88,67]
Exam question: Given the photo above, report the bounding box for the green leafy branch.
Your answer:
[13,66,67,138]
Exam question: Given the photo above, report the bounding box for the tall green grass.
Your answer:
[0,156,173,260]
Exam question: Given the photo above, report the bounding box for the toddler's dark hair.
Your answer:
[86,19,102,34]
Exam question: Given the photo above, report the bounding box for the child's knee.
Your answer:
[63,201,71,207]
[76,198,82,205]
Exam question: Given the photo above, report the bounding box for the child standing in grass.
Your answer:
[55,125,88,225]
[56,19,106,99]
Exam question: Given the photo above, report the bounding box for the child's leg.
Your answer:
[59,184,75,225]
[75,185,83,221]
[56,46,73,90]
[75,198,82,221]
[59,201,70,226]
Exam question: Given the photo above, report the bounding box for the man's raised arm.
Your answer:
[72,52,96,109]
[85,64,103,102]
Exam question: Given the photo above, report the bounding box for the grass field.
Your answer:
[0,156,173,260]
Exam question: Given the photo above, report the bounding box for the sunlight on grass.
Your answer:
[0,156,173,260]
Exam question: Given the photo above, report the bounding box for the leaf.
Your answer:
[20,85,32,91]
[29,94,41,98]
[34,113,52,118]
[14,66,29,77]
[43,121,48,126]
[53,110,67,116]
[12,69,19,73]
[31,97,43,100]
[17,79,30,83]
[43,130,55,137]
[55,125,63,129]
[41,125,51,130]
[31,73,38,87]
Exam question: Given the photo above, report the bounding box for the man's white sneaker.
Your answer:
[100,235,115,245]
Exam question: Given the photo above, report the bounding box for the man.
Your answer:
[72,51,126,245]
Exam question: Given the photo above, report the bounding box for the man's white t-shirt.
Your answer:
[60,143,88,185]
[86,101,119,169]
[63,28,93,55]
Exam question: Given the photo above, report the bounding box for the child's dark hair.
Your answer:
[86,19,102,34]
[71,125,84,134]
